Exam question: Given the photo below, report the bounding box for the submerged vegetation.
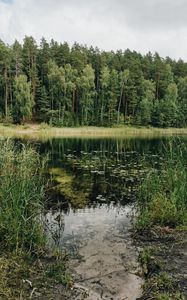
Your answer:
[49,167,89,208]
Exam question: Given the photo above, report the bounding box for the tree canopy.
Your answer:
[0,37,187,127]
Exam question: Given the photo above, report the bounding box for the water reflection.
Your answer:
[20,136,187,298]
[41,137,183,245]
[45,204,134,253]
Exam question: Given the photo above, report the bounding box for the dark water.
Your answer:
[39,136,186,244]
[2,135,184,299]
[38,136,186,299]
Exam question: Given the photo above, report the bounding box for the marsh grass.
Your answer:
[0,140,46,255]
[136,139,187,230]
[0,123,187,140]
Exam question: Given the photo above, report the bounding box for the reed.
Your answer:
[0,140,46,255]
[136,139,187,229]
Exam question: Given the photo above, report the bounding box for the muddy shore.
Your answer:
[134,228,187,300]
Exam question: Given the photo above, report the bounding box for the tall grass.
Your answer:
[0,140,46,255]
[136,139,187,229]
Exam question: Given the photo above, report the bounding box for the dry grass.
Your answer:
[0,123,187,140]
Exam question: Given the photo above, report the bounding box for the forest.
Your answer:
[0,36,187,127]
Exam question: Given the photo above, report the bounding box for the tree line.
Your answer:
[0,36,187,127]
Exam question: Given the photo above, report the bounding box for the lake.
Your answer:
[1,134,183,299]
[31,135,185,300]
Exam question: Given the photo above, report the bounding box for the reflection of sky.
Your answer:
[62,205,132,237]
[45,204,134,250]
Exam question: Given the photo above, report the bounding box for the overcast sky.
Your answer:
[0,0,187,60]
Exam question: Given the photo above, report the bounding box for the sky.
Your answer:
[0,0,187,60]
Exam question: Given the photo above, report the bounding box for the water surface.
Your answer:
[40,136,187,299]
[0,132,186,298]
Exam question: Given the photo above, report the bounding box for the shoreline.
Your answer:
[136,228,187,299]
[0,124,187,140]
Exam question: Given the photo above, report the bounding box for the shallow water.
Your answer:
[45,204,143,299]
[40,136,187,299]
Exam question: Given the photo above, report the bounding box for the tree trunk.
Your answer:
[4,67,8,118]
[117,84,124,124]
[124,97,128,122]
[72,89,75,113]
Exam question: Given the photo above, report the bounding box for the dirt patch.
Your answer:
[135,228,187,299]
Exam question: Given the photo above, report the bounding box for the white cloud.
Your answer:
[0,0,187,60]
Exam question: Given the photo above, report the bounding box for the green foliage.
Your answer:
[78,64,95,125]
[177,77,187,126]
[0,251,71,299]
[13,75,34,123]
[137,194,182,229]
[150,272,183,300]
[0,140,46,254]
[139,248,156,276]
[138,98,153,125]
[136,140,187,230]
[137,79,155,125]
[0,37,187,127]
[46,261,72,287]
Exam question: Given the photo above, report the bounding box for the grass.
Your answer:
[0,140,46,254]
[0,251,71,299]
[136,139,187,230]
[139,248,184,300]
[0,123,187,140]
[136,140,186,299]
[0,140,71,298]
